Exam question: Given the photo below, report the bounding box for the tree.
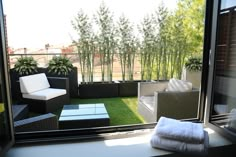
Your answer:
[176,0,205,55]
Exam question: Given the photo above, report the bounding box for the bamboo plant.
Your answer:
[70,1,203,83]
[139,15,156,81]
[72,9,95,83]
[95,2,116,83]
[117,15,137,82]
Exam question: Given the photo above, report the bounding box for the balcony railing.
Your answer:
[8,53,142,82]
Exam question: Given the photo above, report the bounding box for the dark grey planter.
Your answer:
[118,81,139,97]
[79,82,119,98]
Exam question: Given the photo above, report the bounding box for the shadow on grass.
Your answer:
[71,97,144,126]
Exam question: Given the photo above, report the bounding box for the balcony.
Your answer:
[7,52,201,133]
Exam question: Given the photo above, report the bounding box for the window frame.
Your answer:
[0,0,213,144]
[0,0,15,154]
[204,0,236,142]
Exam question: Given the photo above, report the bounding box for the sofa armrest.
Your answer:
[48,77,69,91]
[138,81,168,98]
[154,89,199,120]
[14,113,58,132]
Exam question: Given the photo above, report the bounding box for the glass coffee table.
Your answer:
[59,103,110,129]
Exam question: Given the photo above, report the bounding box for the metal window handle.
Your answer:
[209,49,212,66]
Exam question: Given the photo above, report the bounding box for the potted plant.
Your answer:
[182,56,202,88]
[10,56,39,100]
[13,56,38,76]
[71,10,95,83]
[47,56,74,76]
[47,56,78,98]
[76,4,119,98]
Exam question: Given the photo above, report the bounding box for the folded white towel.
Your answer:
[228,108,236,131]
[150,131,209,155]
[155,117,204,143]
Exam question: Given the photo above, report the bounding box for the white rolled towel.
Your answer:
[155,117,204,143]
[228,108,236,131]
[150,131,209,155]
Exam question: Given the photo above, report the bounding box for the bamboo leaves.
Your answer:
[72,10,95,83]
[117,15,136,81]
[71,0,204,82]
[95,2,116,83]
[139,15,156,81]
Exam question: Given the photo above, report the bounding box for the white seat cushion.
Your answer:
[22,88,66,100]
[140,96,154,111]
[20,73,50,94]
[166,78,192,92]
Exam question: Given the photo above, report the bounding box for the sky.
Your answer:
[3,0,177,49]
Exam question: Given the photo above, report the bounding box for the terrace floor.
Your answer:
[29,97,146,127]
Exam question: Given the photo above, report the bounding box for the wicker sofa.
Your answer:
[14,113,58,132]
[18,73,70,113]
[138,81,199,123]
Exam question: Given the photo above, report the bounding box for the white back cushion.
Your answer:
[19,73,50,94]
[166,78,192,92]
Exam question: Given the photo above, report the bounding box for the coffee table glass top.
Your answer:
[59,103,109,121]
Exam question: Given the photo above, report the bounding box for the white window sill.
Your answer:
[5,128,233,157]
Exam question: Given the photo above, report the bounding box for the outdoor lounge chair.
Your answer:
[138,80,199,122]
[19,73,70,113]
[14,113,58,132]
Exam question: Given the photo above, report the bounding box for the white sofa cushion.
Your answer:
[22,88,66,100]
[140,96,154,111]
[19,73,50,94]
[166,78,192,92]
[214,104,228,114]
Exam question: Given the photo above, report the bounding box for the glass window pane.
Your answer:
[211,2,236,134]
[221,0,236,9]
[3,0,204,134]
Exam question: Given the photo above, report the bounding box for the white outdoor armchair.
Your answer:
[138,81,199,122]
[19,73,70,113]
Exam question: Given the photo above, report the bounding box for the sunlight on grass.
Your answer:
[71,97,145,126]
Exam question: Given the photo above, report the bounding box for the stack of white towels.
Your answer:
[150,117,209,155]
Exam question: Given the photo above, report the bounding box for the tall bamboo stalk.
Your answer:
[95,2,116,83]
[72,9,95,83]
[117,15,136,81]
[139,15,156,81]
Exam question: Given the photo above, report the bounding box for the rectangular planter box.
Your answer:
[118,81,138,97]
[79,82,119,98]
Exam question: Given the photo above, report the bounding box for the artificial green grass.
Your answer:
[29,97,145,126]
[70,97,145,126]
